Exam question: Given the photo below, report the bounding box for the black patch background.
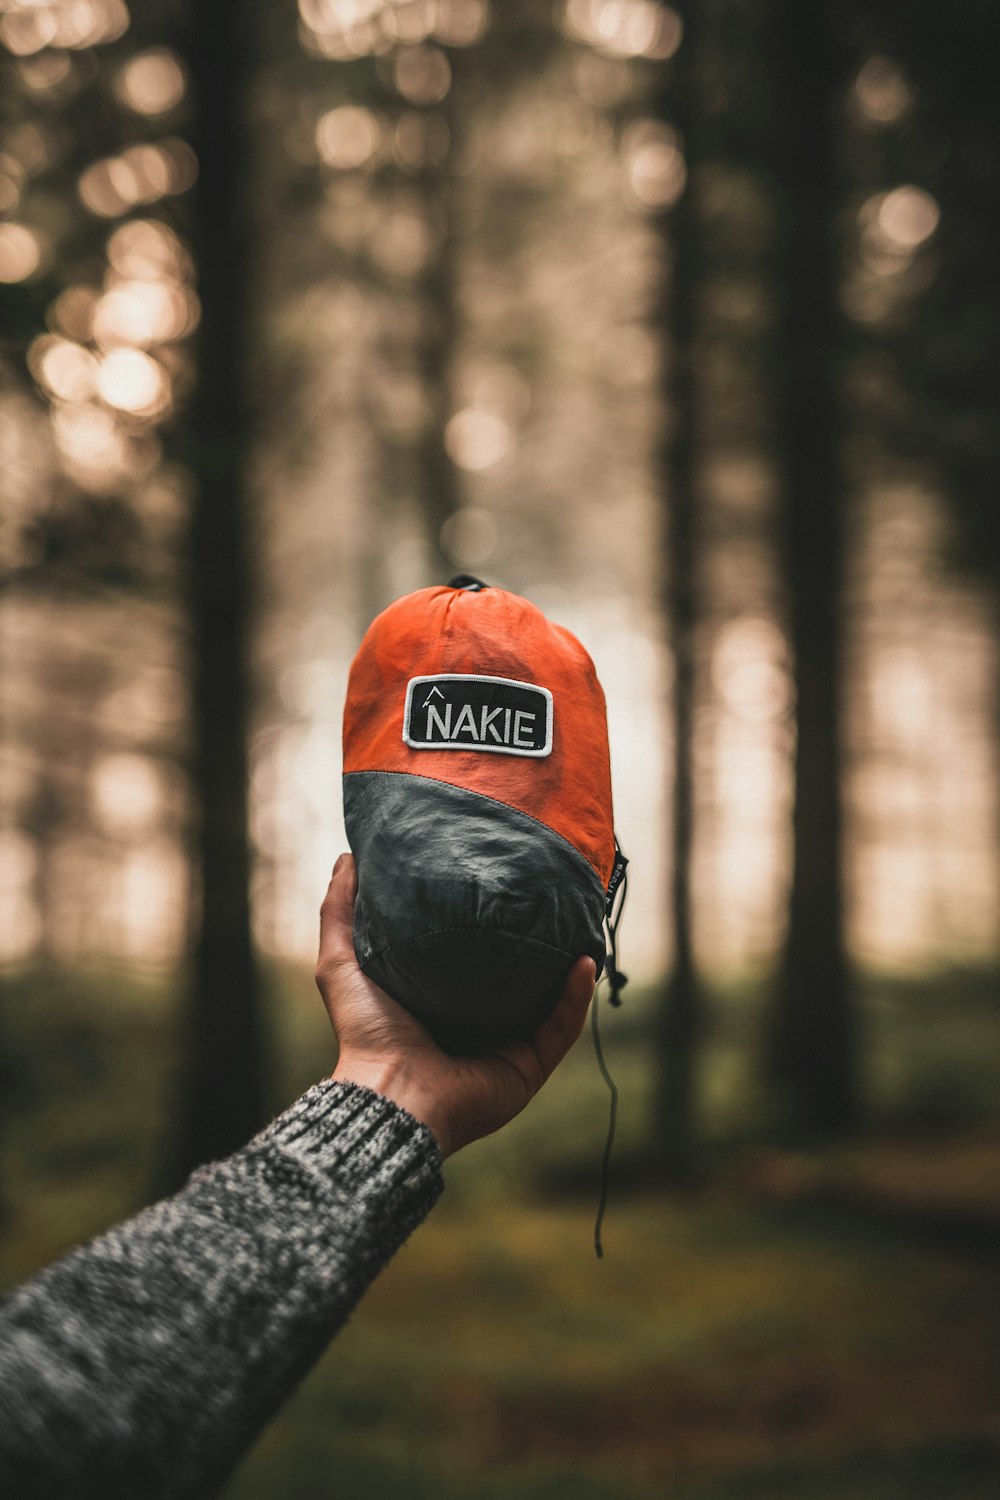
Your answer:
[405,675,549,753]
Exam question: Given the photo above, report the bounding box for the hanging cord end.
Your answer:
[593,852,628,1259]
[591,984,617,1261]
[606,966,628,1007]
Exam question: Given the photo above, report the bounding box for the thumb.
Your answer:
[318,853,358,968]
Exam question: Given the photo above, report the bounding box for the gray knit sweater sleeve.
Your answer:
[0,1080,443,1499]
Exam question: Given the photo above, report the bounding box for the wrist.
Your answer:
[332,1054,453,1158]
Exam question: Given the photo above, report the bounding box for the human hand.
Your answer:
[316,854,596,1158]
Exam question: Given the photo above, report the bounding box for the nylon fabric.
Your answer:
[342,585,616,885]
[365,929,579,1054]
[344,770,608,1051]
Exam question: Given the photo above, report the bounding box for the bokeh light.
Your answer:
[877,186,940,250]
[29,336,99,403]
[91,754,164,839]
[0,0,129,56]
[381,0,435,43]
[79,141,196,218]
[297,0,489,58]
[370,202,434,277]
[856,185,941,286]
[854,56,913,125]
[562,0,682,60]
[622,119,687,209]
[0,6,57,56]
[444,408,512,471]
[107,218,191,280]
[433,0,489,47]
[0,221,43,282]
[51,401,128,474]
[115,49,187,116]
[96,347,172,418]
[315,105,382,169]
[0,153,26,214]
[92,280,199,348]
[393,44,452,105]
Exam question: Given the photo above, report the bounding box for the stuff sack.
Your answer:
[342,575,620,1053]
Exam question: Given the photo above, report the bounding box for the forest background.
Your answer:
[2,1,1000,1496]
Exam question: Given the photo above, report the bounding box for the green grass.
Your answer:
[3,960,1000,1498]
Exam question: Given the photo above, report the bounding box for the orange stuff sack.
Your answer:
[342,575,623,1052]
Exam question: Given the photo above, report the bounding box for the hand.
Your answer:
[316,854,596,1158]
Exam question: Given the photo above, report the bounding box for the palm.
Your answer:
[316,856,595,1157]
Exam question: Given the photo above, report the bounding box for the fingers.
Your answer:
[485,957,595,1123]
[529,956,596,1083]
[317,853,358,974]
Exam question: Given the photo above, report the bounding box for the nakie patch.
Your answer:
[403,673,553,758]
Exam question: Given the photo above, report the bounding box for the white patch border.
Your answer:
[403,673,554,758]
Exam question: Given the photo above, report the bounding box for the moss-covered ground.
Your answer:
[2,962,999,1498]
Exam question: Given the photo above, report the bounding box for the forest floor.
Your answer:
[2,963,999,1499]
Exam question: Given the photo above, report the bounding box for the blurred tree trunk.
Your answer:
[649,1,704,1178]
[28,774,66,965]
[763,3,858,1134]
[875,1,1000,905]
[414,172,461,579]
[412,52,466,583]
[168,0,268,1181]
[360,50,466,612]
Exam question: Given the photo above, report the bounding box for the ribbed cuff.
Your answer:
[259,1079,444,1230]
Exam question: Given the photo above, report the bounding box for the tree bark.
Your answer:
[763,2,858,1134]
[412,54,466,583]
[650,0,703,1177]
[168,0,268,1181]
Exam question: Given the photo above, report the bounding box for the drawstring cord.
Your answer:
[593,857,628,1259]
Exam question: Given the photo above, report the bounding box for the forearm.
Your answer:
[0,1080,443,1499]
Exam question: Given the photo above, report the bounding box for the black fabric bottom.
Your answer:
[343,771,607,1053]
